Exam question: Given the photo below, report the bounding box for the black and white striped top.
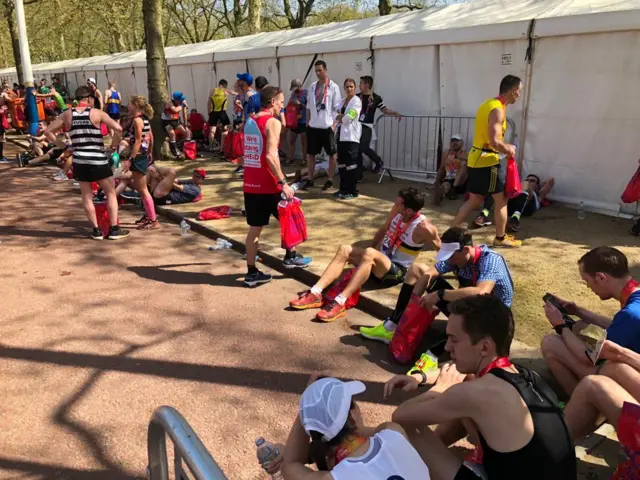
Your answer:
[128,116,151,153]
[70,107,107,166]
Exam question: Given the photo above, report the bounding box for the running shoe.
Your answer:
[359,321,395,344]
[372,161,384,174]
[138,219,160,230]
[52,169,67,181]
[0,157,10,164]
[282,253,312,269]
[473,214,490,228]
[289,290,323,310]
[339,193,358,200]
[300,180,314,190]
[322,180,334,191]
[407,351,439,376]
[332,190,343,198]
[493,235,522,248]
[107,226,131,240]
[507,216,520,232]
[90,227,104,240]
[316,300,346,322]
[135,215,149,225]
[243,270,272,287]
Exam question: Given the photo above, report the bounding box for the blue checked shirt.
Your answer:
[434,245,514,307]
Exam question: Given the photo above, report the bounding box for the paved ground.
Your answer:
[0,142,620,479]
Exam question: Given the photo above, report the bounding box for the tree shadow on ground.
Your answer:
[128,263,285,287]
[0,456,141,480]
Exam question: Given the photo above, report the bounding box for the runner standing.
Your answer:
[450,75,522,248]
[104,80,122,137]
[243,86,312,287]
[207,79,232,150]
[44,86,128,240]
[286,79,308,166]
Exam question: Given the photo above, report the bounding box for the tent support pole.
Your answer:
[518,18,536,172]
[368,36,375,77]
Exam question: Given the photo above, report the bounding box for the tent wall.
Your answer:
[278,55,317,90]
[168,65,197,112]
[133,67,148,97]
[524,30,640,212]
[247,57,278,84]
[190,63,215,114]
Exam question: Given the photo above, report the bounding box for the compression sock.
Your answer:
[142,195,157,221]
[169,141,178,156]
[389,283,415,324]
[481,208,490,218]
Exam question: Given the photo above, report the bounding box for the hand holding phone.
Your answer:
[543,293,576,328]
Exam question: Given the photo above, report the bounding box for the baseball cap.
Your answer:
[87,77,97,86]
[290,78,302,91]
[172,91,185,103]
[299,377,365,442]
[451,134,462,141]
[435,241,462,262]
[193,168,206,179]
[236,72,254,86]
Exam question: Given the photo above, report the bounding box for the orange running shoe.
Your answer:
[290,290,323,310]
[316,300,346,322]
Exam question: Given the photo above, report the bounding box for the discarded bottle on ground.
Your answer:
[281,182,299,200]
[180,219,191,236]
[208,238,232,250]
[577,202,586,220]
[256,437,283,479]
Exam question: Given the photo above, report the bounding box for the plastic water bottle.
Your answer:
[256,438,283,479]
[208,238,232,250]
[110,152,121,168]
[577,202,586,220]
[281,182,299,200]
[180,219,191,236]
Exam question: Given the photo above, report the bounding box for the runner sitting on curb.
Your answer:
[289,187,440,322]
[360,226,513,345]
[386,295,577,480]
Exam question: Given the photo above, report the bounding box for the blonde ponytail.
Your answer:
[130,95,154,119]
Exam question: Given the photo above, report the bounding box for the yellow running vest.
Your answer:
[467,97,506,168]
[211,87,227,112]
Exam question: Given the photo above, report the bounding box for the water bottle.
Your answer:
[180,219,191,236]
[110,152,121,169]
[577,202,586,220]
[208,238,232,250]
[256,438,283,479]
[281,182,299,200]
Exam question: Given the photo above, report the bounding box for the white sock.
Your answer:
[310,285,322,295]
[335,294,347,306]
[383,320,397,332]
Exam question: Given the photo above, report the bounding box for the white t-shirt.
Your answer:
[331,429,430,480]
[307,80,342,129]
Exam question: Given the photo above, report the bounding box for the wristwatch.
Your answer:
[554,323,569,335]
[278,179,286,186]
[408,369,428,386]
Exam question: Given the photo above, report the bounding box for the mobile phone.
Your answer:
[543,293,575,328]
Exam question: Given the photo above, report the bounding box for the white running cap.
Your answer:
[87,77,97,85]
[299,377,365,442]
[435,241,461,262]
[451,133,462,141]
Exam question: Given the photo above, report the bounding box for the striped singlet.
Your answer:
[129,116,152,153]
[69,107,107,166]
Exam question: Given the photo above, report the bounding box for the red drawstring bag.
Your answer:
[231,131,244,159]
[621,164,640,204]
[183,140,197,160]
[505,156,522,199]
[223,132,233,159]
[100,124,108,137]
[323,268,360,310]
[196,205,232,220]
[612,402,640,480]
[277,198,308,250]
[284,104,299,127]
[94,202,118,236]
[390,294,439,364]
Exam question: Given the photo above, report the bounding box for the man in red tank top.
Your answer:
[243,85,312,287]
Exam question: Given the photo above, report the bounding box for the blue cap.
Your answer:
[236,73,253,86]
[172,91,185,103]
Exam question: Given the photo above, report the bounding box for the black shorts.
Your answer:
[442,178,467,194]
[130,154,149,175]
[370,261,407,288]
[244,192,281,227]
[467,163,505,196]
[290,123,307,135]
[307,127,336,156]
[72,162,112,183]
[162,119,180,130]
[508,192,539,217]
[208,111,230,127]
[108,112,121,121]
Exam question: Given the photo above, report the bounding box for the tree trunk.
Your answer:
[113,30,127,53]
[378,0,392,16]
[4,0,24,84]
[143,0,170,160]
[54,0,67,59]
[248,0,262,34]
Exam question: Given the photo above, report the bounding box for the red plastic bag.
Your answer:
[505,156,522,199]
[390,294,439,364]
[231,131,244,159]
[612,402,640,480]
[277,198,307,250]
[94,202,118,236]
[223,132,233,159]
[197,205,232,220]
[621,164,640,204]
[183,140,197,160]
[100,124,108,137]
[323,268,360,310]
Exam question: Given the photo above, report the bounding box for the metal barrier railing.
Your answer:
[373,114,516,183]
[147,406,228,480]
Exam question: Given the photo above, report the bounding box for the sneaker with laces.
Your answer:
[322,180,334,191]
[316,300,346,322]
[289,290,323,310]
[90,227,104,240]
[107,226,130,240]
[300,180,314,190]
[473,214,490,228]
[339,193,358,200]
[52,170,67,181]
[493,234,522,248]
[138,219,160,230]
[243,270,272,287]
[407,351,439,376]
[283,253,312,269]
[507,216,520,232]
[135,215,149,225]
[359,321,395,344]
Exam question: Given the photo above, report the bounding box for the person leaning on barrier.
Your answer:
[541,246,640,396]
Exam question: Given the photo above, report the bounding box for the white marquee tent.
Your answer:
[1,0,639,214]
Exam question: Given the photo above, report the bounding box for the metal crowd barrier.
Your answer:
[373,114,516,183]
[147,406,228,480]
